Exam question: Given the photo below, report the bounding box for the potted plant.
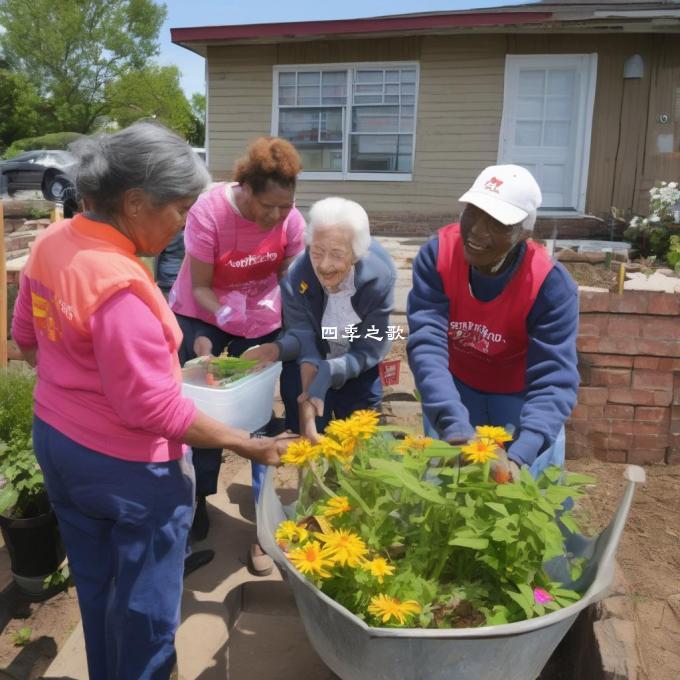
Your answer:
[0,370,65,599]
[625,180,680,262]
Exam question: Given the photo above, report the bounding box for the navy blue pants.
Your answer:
[175,313,278,500]
[280,361,383,436]
[423,375,565,477]
[33,417,194,680]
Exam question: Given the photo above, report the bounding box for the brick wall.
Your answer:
[569,289,680,465]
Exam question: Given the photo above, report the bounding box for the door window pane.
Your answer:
[543,121,570,146]
[547,70,575,96]
[546,96,572,120]
[518,70,545,96]
[516,96,544,119]
[515,121,542,146]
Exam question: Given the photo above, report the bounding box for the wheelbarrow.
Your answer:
[257,465,645,680]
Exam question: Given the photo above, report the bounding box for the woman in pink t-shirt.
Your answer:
[169,137,305,574]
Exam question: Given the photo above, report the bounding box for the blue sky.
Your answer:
[158,0,528,97]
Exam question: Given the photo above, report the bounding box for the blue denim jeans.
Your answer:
[423,375,565,478]
[33,417,194,680]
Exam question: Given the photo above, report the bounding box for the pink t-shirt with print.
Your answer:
[170,183,306,338]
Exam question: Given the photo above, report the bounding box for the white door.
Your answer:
[498,55,597,212]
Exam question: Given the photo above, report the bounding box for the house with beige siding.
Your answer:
[172,1,680,236]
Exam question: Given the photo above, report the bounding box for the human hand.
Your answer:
[490,450,521,483]
[242,343,280,365]
[215,291,246,328]
[239,432,299,466]
[193,335,213,358]
[299,400,321,443]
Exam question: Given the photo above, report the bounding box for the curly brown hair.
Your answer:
[233,137,301,194]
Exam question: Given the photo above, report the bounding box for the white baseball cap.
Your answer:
[459,164,542,226]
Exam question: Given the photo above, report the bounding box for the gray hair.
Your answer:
[306,197,371,259]
[70,121,211,216]
[519,210,537,233]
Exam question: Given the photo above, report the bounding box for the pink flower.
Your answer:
[534,587,554,605]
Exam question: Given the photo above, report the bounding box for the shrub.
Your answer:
[4,132,83,159]
[625,181,680,260]
[0,369,35,441]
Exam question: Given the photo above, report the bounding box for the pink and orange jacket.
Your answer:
[12,215,196,462]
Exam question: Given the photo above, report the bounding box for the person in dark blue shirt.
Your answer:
[407,165,579,481]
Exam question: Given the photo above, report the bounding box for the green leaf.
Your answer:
[337,478,372,515]
[505,590,533,618]
[485,502,509,517]
[368,458,445,505]
[544,486,577,504]
[559,513,580,535]
[539,466,563,484]
[495,484,530,500]
[0,485,19,514]
[448,537,489,550]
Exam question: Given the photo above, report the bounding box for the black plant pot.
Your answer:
[0,505,66,599]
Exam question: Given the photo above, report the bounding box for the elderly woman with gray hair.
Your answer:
[10,122,290,680]
[244,197,396,441]
[407,164,579,482]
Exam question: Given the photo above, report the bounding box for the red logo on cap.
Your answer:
[484,177,503,193]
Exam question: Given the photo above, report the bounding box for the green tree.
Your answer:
[0,0,167,133]
[188,92,206,146]
[106,66,195,138]
[0,69,44,152]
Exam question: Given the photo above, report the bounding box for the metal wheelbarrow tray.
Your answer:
[257,465,645,680]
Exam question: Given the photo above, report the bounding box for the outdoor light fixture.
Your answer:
[623,54,644,79]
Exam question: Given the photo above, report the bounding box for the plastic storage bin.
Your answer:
[181,361,282,433]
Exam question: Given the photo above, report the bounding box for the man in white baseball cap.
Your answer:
[407,164,579,481]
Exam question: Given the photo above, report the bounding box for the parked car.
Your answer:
[0,149,75,201]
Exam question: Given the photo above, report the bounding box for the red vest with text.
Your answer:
[436,223,553,393]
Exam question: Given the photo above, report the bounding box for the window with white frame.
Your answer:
[273,63,418,180]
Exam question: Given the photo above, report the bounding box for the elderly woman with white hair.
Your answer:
[244,196,396,440]
[407,165,579,481]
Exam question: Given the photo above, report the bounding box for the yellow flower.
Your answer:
[348,409,380,438]
[368,594,422,625]
[314,528,368,567]
[460,437,499,464]
[396,435,433,455]
[475,425,513,447]
[316,435,354,464]
[325,419,360,452]
[280,439,320,466]
[275,520,309,548]
[321,496,351,517]
[287,541,335,578]
[363,557,395,583]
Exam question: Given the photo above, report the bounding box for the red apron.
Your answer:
[211,225,286,337]
[436,223,553,393]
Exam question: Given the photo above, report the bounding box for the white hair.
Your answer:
[306,197,371,259]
